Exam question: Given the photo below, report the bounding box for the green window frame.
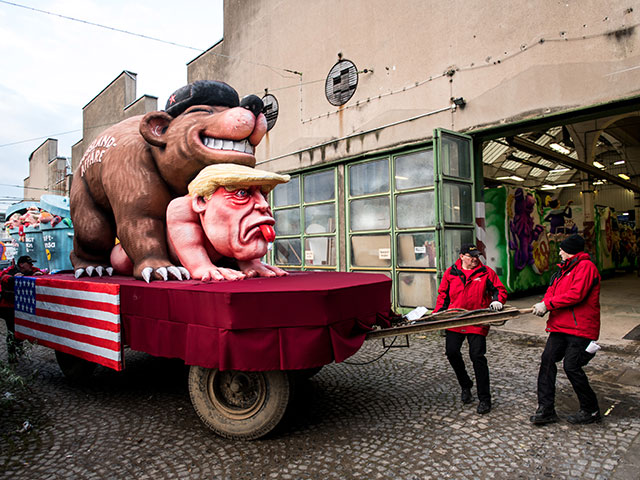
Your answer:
[345,147,440,310]
[270,168,338,270]
[435,128,476,273]
[268,129,474,312]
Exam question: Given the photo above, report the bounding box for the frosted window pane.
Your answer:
[304,236,336,266]
[396,191,435,228]
[441,136,471,178]
[395,150,434,189]
[304,204,335,233]
[349,159,389,196]
[397,232,437,268]
[274,208,300,235]
[350,197,390,231]
[274,238,302,265]
[443,183,472,224]
[443,230,474,267]
[350,235,391,267]
[304,170,335,202]
[398,272,438,309]
[273,176,299,206]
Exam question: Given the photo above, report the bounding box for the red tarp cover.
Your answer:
[44,272,391,371]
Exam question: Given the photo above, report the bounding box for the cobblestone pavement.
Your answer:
[2,329,639,480]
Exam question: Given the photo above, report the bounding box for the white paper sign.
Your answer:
[414,246,426,254]
[378,248,391,260]
[305,250,314,261]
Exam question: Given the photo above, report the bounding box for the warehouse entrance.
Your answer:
[473,95,640,294]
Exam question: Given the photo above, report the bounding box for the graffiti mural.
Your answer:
[485,187,637,294]
[486,186,563,293]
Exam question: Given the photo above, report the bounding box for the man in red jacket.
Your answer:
[435,244,507,414]
[530,234,602,425]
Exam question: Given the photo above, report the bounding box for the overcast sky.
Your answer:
[0,0,224,214]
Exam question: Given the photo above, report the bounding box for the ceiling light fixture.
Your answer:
[549,143,571,155]
[549,168,570,173]
[613,160,625,165]
[496,175,524,182]
[593,161,605,169]
[618,173,631,180]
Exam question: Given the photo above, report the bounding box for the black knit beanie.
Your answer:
[560,234,585,255]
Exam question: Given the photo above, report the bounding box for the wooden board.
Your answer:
[366,307,531,340]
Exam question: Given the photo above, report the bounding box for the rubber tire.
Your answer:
[188,367,290,440]
[55,350,97,381]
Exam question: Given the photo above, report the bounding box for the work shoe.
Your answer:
[477,400,491,415]
[530,405,558,425]
[567,409,601,425]
[461,387,473,404]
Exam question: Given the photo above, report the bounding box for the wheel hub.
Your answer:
[208,370,267,420]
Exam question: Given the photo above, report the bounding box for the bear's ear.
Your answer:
[192,195,208,214]
[140,111,173,147]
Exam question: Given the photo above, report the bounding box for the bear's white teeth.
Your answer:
[202,137,254,155]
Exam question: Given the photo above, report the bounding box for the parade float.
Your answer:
[9,81,394,439]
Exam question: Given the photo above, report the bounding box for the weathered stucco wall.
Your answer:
[24,139,58,201]
[187,0,640,173]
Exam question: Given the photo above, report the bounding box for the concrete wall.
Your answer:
[24,139,59,201]
[71,71,158,174]
[187,0,640,174]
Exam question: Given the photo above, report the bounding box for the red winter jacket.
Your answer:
[435,259,507,336]
[543,252,601,340]
[0,265,45,308]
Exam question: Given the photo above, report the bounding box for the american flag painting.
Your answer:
[14,276,123,371]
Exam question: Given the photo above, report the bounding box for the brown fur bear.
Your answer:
[70,80,267,282]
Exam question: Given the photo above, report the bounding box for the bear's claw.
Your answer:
[74,265,114,279]
[140,266,191,283]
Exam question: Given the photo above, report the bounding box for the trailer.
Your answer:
[13,271,392,439]
[12,271,527,439]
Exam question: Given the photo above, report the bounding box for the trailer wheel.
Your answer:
[55,350,96,381]
[188,367,290,440]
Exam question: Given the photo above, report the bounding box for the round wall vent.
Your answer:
[261,94,279,131]
[325,59,358,106]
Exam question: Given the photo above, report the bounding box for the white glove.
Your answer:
[532,301,548,317]
[489,301,503,311]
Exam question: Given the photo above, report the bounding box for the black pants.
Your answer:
[1,306,14,332]
[445,331,490,402]
[1,305,22,361]
[537,332,599,412]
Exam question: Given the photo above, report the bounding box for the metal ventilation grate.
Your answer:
[325,59,358,106]
[261,94,279,131]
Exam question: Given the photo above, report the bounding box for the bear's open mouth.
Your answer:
[201,136,254,155]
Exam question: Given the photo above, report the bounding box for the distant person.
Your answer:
[544,199,574,234]
[0,256,45,361]
[530,234,602,425]
[435,244,507,414]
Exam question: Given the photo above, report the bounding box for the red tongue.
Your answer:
[259,224,276,243]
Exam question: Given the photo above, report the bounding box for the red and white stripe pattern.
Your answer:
[475,201,487,261]
[14,276,123,371]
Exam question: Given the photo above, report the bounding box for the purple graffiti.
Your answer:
[509,188,544,270]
